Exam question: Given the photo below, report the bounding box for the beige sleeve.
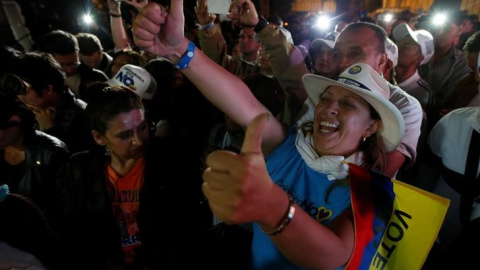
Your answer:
[198,24,231,69]
[257,25,309,124]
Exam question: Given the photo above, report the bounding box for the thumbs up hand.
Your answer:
[132,1,187,61]
[202,113,275,224]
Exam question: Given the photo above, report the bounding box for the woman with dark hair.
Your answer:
[60,85,210,269]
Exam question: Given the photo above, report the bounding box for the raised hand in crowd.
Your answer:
[194,0,216,25]
[124,0,149,11]
[227,0,259,27]
[133,0,186,61]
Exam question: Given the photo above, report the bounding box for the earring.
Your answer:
[362,137,367,143]
[105,147,111,156]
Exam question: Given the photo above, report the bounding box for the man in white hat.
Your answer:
[393,23,435,113]
[332,22,423,178]
[309,31,339,78]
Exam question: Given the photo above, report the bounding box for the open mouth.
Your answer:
[319,121,339,134]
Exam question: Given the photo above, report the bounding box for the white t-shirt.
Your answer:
[388,83,423,165]
[428,107,480,174]
[428,107,480,248]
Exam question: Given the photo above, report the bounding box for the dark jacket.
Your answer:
[98,51,113,76]
[77,63,109,102]
[59,137,211,269]
[0,130,69,230]
[43,89,94,155]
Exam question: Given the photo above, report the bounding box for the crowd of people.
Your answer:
[0,0,479,269]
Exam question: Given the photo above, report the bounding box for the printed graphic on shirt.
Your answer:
[105,158,145,264]
[276,178,334,223]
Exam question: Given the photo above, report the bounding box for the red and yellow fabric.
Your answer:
[345,163,450,270]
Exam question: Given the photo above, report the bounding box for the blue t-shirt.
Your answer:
[251,129,351,269]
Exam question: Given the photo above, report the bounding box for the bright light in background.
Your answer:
[384,13,393,23]
[82,14,93,25]
[432,13,447,26]
[315,15,331,30]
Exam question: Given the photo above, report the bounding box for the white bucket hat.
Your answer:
[302,63,404,151]
[310,31,339,50]
[107,64,157,100]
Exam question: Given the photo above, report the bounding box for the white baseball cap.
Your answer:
[310,31,339,50]
[385,37,398,67]
[392,23,435,65]
[302,63,404,151]
[107,64,157,100]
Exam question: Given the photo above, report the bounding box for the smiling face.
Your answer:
[333,26,387,75]
[92,108,149,162]
[312,86,380,157]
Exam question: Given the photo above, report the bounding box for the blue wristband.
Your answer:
[173,41,195,70]
[202,22,215,30]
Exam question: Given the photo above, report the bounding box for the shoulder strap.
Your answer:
[466,129,480,181]
[460,129,480,224]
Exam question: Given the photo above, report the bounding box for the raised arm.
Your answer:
[132,1,284,154]
[107,0,131,50]
[194,0,228,65]
[228,0,309,123]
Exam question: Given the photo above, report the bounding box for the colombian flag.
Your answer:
[345,163,450,270]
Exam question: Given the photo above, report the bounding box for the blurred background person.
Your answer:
[308,31,338,78]
[0,185,57,269]
[76,32,113,75]
[393,23,435,115]
[38,29,108,101]
[109,50,145,78]
[14,51,93,154]
[418,12,472,119]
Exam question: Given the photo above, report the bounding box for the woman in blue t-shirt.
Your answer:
[132,2,405,269]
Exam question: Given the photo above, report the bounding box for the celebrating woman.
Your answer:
[132,1,404,269]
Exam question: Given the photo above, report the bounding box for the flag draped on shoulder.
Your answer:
[345,163,450,270]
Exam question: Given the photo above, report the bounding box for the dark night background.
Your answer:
[0,0,297,52]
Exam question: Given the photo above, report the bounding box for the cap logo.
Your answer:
[348,65,362,74]
[337,77,371,91]
[114,70,137,90]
